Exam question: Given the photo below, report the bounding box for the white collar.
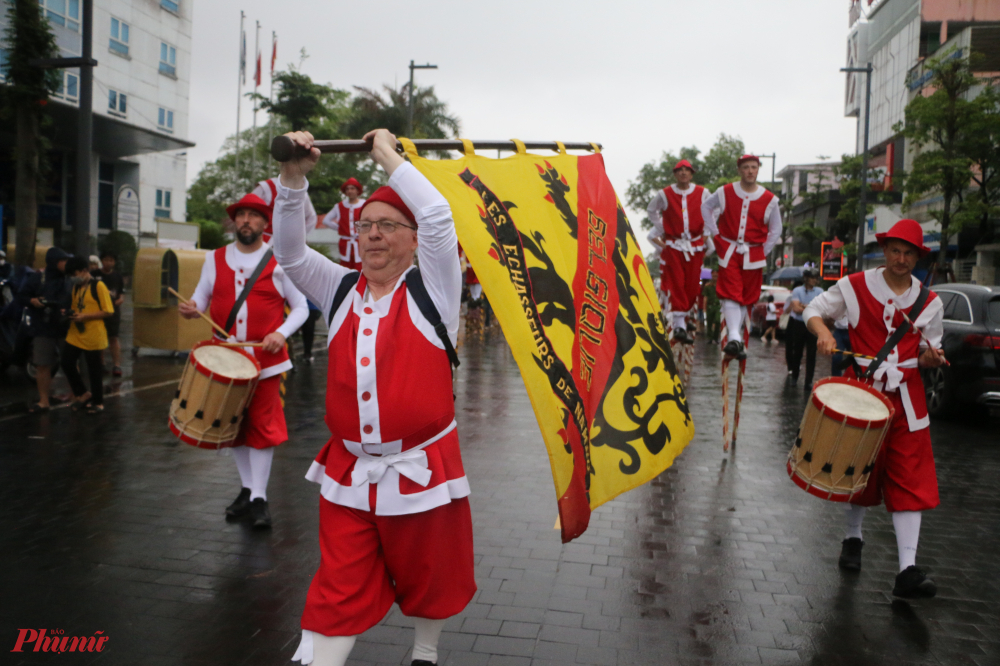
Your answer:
[730,182,765,201]
[344,198,366,208]
[864,267,920,307]
[671,183,695,196]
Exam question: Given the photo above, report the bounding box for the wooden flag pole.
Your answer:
[270,136,603,162]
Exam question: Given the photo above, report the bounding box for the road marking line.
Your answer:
[1,378,179,423]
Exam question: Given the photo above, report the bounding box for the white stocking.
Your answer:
[247,447,273,501]
[722,300,744,343]
[311,633,356,666]
[412,617,446,663]
[231,446,252,490]
[844,504,866,540]
[892,511,922,571]
[671,312,687,331]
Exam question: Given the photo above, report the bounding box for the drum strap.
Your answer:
[862,285,930,381]
[225,249,273,334]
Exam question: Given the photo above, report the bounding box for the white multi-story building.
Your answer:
[1,0,193,249]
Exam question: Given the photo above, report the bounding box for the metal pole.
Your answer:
[74,0,93,256]
[250,20,260,187]
[405,60,437,138]
[268,31,275,163]
[858,64,872,271]
[235,11,244,188]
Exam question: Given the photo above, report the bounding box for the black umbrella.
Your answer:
[769,266,804,282]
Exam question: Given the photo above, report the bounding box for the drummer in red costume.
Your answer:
[271,129,474,666]
[321,177,366,270]
[253,176,318,242]
[701,155,783,359]
[179,192,309,528]
[804,219,946,598]
[647,159,714,342]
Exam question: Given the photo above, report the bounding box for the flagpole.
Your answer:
[268,30,276,173]
[251,20,260,188]
[235,10,245,191]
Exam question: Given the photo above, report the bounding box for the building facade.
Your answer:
[0,0,194,253]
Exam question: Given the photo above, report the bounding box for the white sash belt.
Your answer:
[663,233,703,261]
[343,420,457,489]
[854,357,919,392]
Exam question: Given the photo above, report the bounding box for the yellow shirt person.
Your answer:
[66,275,114,350]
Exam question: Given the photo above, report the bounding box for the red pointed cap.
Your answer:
[737,154,760,167]
[673,159,696,173]
[359,186,416,225]
[226,193,271,223]
[876,219,930,258]
[340,177,363,194]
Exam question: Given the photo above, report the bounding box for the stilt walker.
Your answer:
[702,155,782,450]
[648,159,713,388]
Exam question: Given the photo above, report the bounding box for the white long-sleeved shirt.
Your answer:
[321,200,366,231]
[701,184,783,256]
[253,178,317,230]
[190,243,309,379]
[270,161,462,346]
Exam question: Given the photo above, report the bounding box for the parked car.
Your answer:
[750,286,791,337]
[921,284,1000,418]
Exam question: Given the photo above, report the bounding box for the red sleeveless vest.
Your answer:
[717,183,773,244]
[209,249,289,372]
[662,185,706,238]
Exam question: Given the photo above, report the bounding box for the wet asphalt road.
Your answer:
[1,330,998,665]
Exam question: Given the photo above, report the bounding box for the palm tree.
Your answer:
[342,83,460,140]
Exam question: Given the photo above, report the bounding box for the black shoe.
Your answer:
[225,488,252,518]
[838,538,863,571]
[893,566,937,598]
[672,328,691,344]
[249,498,272,529]
[722,340,746,361]
[411,661,436,666]
[790,372,799,383]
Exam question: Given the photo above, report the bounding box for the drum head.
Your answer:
[814,382,890,421]
[193,345,259,379]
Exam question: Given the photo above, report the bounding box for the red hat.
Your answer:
[226,193,271,223]
[359,186,416,225]
[673,159,697,173]
[340,177,363,194]
[737,154,760,167]
[876,219,931,258]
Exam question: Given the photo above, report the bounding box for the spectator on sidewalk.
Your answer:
[299,299,322,364]
[20,247,72,413]
[787,269,823,388]
[761,294,778,344]
[703,270,721,343]
[831,313,851,377]
[62,257,114,413]
[94,251,125,376]
[0,250,11,280]
[88,255,101,273]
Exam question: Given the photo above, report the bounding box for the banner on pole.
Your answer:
[405,141,694,542]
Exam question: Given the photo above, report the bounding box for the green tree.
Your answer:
[833,153,898,263]
[961,83,1000,244]
[792,168,833,264]
[625,134,744,230]
[1,0,60,267]
[895,48,980,263]
[341,83,460,142]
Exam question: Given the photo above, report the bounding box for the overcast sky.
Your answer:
[187,0,857,227]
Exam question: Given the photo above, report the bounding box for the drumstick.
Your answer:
[832,348,877,361]
[217,342,266,348]
[891,304,951,366]
[167,287,231,340]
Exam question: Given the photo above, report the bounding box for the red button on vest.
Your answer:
[363,328,372,336]
[362,391,371,401]
[360,357,370,367]
[887,299,893,304]
[363,425,373,434]
[238,319,243,324]
[364,307,373,315]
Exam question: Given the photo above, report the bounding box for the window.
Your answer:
[157,107,174,132]
[161,0,180,13]
[108,89,127,116]
[988,298,1000,324]
[53,70,79,102]
[941,291,973,324]
[39,0,80,32]
[109,18,129,56]
[155,189,172,219]
[798,171,808,194]
[159,42,177,77]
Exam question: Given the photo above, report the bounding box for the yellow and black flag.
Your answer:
[403,139,694,542]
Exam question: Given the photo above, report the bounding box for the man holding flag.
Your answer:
[272,129,474,666]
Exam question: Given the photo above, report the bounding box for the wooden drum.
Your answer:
[169,341,261,449]
[787,377,895,502]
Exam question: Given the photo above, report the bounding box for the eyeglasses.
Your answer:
[357,219,416,235]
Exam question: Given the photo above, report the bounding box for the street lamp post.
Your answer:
[755,152,777,269]
[406,60,437,138]
[841,63,873,271]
